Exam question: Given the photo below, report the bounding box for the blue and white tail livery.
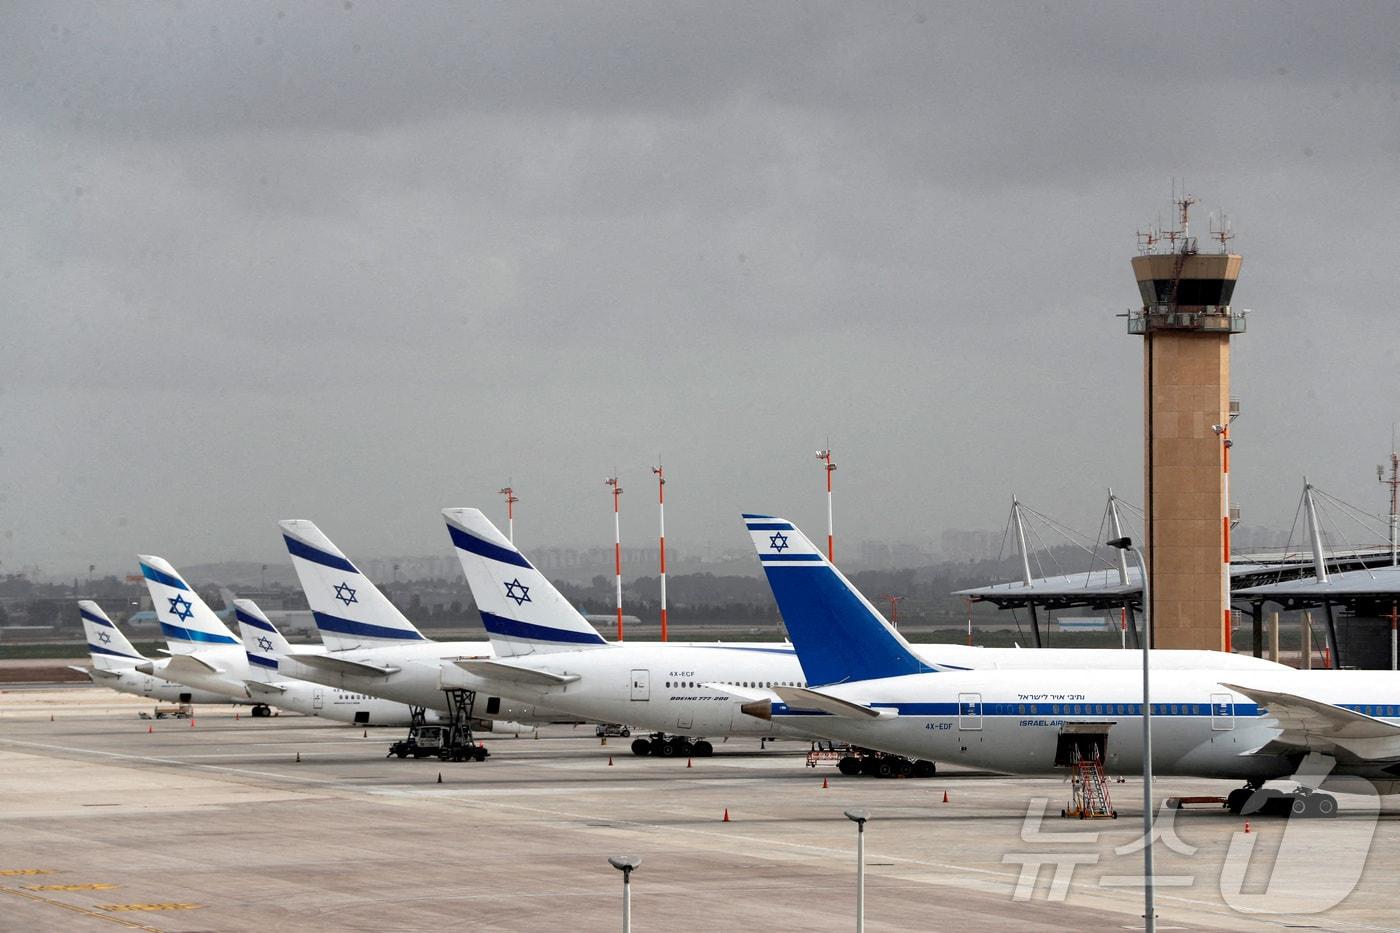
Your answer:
[742,514,934,686]
[443,508,607,657]
[79,601,146,670]
[138,555,243,656]
[279,520,427,651]
[234,599,291,678]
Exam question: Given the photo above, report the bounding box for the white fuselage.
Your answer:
[89,667,235,705]
[438,644,1285,740]
[243,681,436,726]
[770,668,1400,791]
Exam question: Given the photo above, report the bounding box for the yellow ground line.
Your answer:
[100,903,203,912]
[26,882,118,891]
[0,869,52,875]
[0,886,164,932]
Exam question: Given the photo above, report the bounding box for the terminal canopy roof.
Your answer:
[1234,564,1400,609]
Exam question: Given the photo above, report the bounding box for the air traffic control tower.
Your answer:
[1127,197,1245,650]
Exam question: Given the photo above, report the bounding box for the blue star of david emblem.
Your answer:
[256,636,273,652]
[769,532,790,552]
[503,578,532,606]
[168,594,194,621]
[334,582,358,606]
[98,630,112,644]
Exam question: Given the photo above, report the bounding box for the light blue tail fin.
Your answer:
[234,599,291,678]
[78,601,146,670]
[279,520,428,650]
[442,508,607,656]
[137,555,243,657]
[742,514,933,686]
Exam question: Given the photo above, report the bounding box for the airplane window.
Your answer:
[1052,705,1061,715]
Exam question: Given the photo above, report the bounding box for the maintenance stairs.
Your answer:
[1063,746,1117,819]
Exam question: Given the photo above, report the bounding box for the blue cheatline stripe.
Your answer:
[446,523,532,569]
[478,610,607,646]
[283,535,358,574]
[247,653,279,669]
[745,522,794,531]
[235,608,277,632]
[159,622,239,645]
[312,610,425,641]
[88,643,142,660]
[759,553,823,562]
[80,608,115,627]
[140,563,189,591]
[771,700,1268,718]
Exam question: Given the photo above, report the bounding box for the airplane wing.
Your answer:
[245,680,287,694]
[289,653,401,678]
[702,682,774,703]
[773,686,898,721]
[1222,682,1400,761]
[452,658,581,687]
[144,654,224,677]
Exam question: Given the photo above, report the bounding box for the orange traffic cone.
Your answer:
[147,724,153,734]
[50,714,54,722]
[608,755,614,766]
[190,718,196,728]
[437,773,443,784]
[942,790,949,803]
[821,776,829,789]
[295,751,301,763]
[235,712,240,720]
[1244,820,1251,834]
[722,807,731,822]
[687,758,693,768]
[362,729,367,738]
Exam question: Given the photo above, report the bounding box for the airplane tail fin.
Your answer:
[137,556,242,656]
[78,601,146,670]
[234,599,291,681]
[442,508,607,656]
[279,520,427,650]
[742,514,932,686]
[216,586,238,618]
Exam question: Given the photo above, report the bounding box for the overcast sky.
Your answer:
[3,1,1398,577]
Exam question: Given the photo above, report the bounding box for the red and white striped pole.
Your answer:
[606,475,624,641]
[652,464,668,642]
[498,486,519,544]
[816,447,837,562]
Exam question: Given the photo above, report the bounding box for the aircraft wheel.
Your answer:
[838,756,862,776]
[1312,794,1338,818]
[631,739,651,756]
[874,759,894,779]
[657,739,678,757]
[913,760,937,778]
[693,740,713,757]
[620,728,630,737]
[1225,788,1252,814]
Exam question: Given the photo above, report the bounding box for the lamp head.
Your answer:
[609,856,642,873]
[844,808,871,825]
[1107,536,1132,551]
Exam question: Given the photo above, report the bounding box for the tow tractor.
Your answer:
[386,689,489,763]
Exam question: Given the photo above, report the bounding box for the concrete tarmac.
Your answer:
[2,685,1398,932]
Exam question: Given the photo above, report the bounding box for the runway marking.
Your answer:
[26,883,117,891]
[0,886,164,931]
[0,869,52,875]
[0,738,344,786]
[100,903,203,912]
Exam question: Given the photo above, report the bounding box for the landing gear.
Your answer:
[1225,782,1337,818]
[834,747,936,779]
[628,734,716,757]
[249,704,273,718]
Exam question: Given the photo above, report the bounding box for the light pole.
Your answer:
[608,855,641,932]
[1108,535,1154,932]
[844,808,870,933]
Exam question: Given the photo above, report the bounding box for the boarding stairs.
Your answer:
[1063,745,1117,819]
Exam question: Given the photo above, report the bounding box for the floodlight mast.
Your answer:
[652,464,668,642]
[606,475,624,641]
[498,485,519,544]
[816,446,837,561]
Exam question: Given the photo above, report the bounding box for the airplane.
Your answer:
[438,508,1286,759]
[72,601,235,706]
[234,599,433,726]
[739,513,1400,816]
[275,519,565,734]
